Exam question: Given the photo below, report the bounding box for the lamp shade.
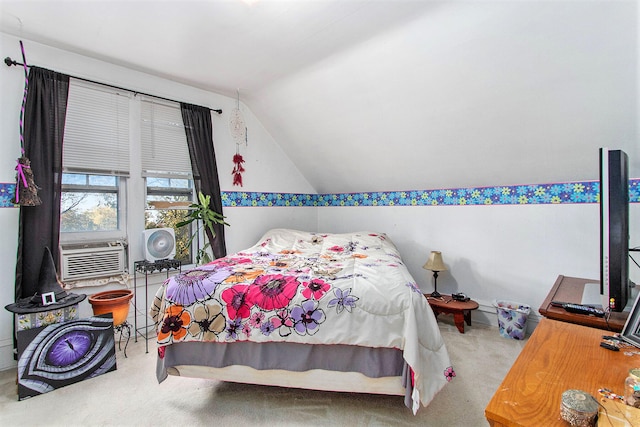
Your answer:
[423,251,447,272]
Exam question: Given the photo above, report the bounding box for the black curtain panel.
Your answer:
[15,67,70,300]
[180,103,227,259]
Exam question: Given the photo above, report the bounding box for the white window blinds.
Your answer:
[63,80,131,176]
[140,97,192,178]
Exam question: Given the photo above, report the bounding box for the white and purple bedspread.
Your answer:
[151,229,454,412]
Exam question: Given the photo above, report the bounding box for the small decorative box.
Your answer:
[15,304,79,331]
[560,389,598,427]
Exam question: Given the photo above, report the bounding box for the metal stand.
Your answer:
[114,321,131,357]
[133,259,181,353]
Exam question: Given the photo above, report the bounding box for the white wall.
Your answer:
[224,207,317,254]
[0,33,316,370]
[250,0,639,193]
[318,202,640,332]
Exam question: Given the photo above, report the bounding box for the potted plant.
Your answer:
[176,191,229,265]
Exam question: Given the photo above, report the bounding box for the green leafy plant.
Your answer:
[176,191,229,265]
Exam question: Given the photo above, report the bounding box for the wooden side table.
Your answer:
[426,294,479,333]
[539,275,628,332]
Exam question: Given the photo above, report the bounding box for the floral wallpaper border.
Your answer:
[1,179,639,209]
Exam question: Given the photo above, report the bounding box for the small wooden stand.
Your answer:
[426,294,479,333]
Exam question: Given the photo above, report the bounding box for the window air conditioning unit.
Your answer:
[143,228,176,261]
[60,241,127,281]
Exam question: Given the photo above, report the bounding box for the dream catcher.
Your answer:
[229,89,247,186]
[12,41,41,206]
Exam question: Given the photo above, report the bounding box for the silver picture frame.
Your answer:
[620,291,640,348]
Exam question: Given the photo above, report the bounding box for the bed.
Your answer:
[151,229,454,413]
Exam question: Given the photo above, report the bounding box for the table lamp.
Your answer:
[423,251,447,298]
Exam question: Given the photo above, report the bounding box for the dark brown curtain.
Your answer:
[15,67,70,300]
[180,103,226,259]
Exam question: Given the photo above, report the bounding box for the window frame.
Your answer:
[59,172,128,244]
[145,177,197,266]
[58,83,205,272]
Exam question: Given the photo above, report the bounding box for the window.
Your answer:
[141,97,196,265]
[60,80,130,242]
[140,97,192,178]
[61,173,120,233]
[145,177,194,265]
[59,80,202,267]
[62,80,130,175]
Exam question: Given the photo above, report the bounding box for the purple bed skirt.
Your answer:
[157,341,414,408]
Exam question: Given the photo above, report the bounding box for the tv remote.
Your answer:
[562,303,605,317]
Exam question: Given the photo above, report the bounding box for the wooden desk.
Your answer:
[539,275,628,332]
[485,318,640,426]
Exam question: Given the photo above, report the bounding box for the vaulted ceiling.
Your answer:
[1,0,637,193]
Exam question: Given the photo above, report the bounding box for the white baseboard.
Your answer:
[0,337,17,371]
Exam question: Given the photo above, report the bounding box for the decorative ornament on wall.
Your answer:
[229,108,246,145]
[232,153,245,186]
[12,40,41,206]
[229,89,247,187]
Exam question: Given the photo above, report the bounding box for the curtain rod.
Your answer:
[4,56,223,115]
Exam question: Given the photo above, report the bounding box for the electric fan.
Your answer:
[143,228,176,261]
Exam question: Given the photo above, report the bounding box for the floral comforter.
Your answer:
[151,228,453,412]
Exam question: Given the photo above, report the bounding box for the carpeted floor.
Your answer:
[0,318,526,426]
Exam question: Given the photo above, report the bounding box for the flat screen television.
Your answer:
[599,148,630,312]
[582,148,630,312]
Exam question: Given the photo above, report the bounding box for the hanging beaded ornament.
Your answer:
[12,40,41,206]
[229,90,247,187]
